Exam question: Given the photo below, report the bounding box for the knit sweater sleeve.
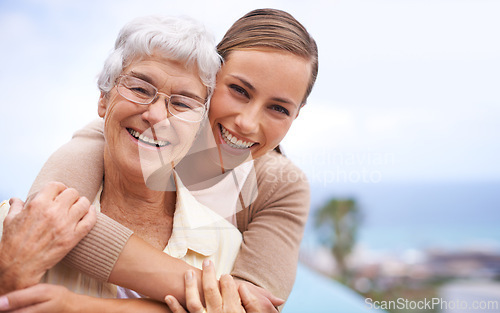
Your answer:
[28,119,132,282]
[232,151,310,302]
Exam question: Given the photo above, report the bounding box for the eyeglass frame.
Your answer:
[114,74,208,123]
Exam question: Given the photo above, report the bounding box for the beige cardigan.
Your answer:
[29,119,310,302]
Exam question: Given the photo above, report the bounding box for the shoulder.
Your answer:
[251,151,310,210]
[254,150,309,191]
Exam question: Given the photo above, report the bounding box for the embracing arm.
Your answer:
[0,284,173,313]
[232,151,310,303]
[27,122,301,308]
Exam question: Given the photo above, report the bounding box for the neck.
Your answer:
[174,122,228,189]
[175,147,227,189]
[100,150,176,249]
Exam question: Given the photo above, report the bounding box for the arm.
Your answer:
[231,151,310,302]
[0,284,172,313]
[92,151,304,307]
[27,123,300,307]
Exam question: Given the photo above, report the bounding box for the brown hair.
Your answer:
[217,8,319,106]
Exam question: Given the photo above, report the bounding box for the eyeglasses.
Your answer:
[116,75,207,122]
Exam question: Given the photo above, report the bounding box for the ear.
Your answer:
[98,91,108,118]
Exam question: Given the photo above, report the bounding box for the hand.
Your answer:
[235,280,284,312]
[0,182,97,293]
[165,260,247,313]
[0,284,80,313]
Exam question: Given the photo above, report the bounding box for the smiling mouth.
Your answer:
[219,124,256,149]
[127,128,170,148]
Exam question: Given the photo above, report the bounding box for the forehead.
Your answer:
[123,54,207,99]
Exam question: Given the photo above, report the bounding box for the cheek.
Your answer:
[208,89,233,124]
[266,120,294,146]
[175,121,200,145]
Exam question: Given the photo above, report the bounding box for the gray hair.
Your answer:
[97,15,221,98]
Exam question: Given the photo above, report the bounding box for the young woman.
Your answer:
[21,8,318,312]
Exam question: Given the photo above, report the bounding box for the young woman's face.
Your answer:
[208,49,311,166]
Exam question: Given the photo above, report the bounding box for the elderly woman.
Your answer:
[0,15,239,312]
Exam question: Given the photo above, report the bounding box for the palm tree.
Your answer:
[315,198,360,285]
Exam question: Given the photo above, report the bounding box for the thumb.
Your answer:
[249,285,284,307]
[268,294,285,307]
[7,198,25,217]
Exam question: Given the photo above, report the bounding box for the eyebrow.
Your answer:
[128,71,206,102]
[178,91,207,103]
[128,71,156,85]
[230,75,299,108]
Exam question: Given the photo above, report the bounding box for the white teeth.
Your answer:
[219,125,255,149]
[127,128,169,147]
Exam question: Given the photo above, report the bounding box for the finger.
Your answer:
[68,196,91,222]
[35,182,68,202]
[184,270,205,313]
[6,198,24,218]
[165,295,188,313]
[265,292,284,307]
[202,260,222,312]
[6,302,46,313]
[241,282,284,307]
[0,285,48,311]
[219,275,243,313]
[239,284,267,313]
[54,188,80,210]
[74,205,97,238]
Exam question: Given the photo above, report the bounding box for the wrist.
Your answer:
[0,249,43,292]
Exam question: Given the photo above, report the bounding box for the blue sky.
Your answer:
[1,0,500,199]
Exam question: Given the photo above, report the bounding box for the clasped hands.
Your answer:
[165,259,283,313]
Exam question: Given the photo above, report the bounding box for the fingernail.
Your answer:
[165,295,173,305]
[203,259,211,269]
[0,296,9,310]
[186,270,193,281]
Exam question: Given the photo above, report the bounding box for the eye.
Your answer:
[169,95,202,112]
[229,84,249,98]
[170,99,193,111]
[130,86,154,97]
[270,104,290,116]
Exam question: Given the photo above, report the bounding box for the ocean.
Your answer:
[304,181,500,253]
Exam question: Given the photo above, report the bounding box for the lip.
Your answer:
[216,123,258,155]
[126,127,172,150]
[219,124,256,145]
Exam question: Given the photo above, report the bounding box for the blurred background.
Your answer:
[1,0,499,312]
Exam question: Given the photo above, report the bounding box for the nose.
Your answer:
[234,104,260,135]
[142,94,172,126]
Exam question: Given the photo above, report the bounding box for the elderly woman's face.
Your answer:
[98,54,207,183]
